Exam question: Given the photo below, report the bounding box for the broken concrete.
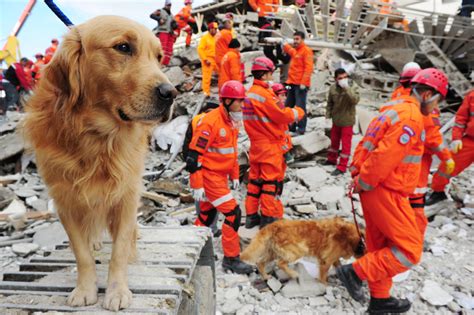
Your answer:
[420,280,454,306]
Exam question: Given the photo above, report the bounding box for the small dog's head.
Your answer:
[42,15,176,129]
[334,219,366,259]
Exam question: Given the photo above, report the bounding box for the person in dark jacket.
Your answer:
[323,68,360,175]
[3,58,32,112]
[150,0,177,66]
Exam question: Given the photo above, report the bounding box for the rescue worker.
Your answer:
[197,22,218,97]
[32,53,45,82]
[389,64,455,236]
[188,80,253,274]
[338,68,449,314]
[44,39,59,64]
[324,68,360,176]
[3,58,33,111]
[392,62,421,99]
[244,57,305,228]
[218,39,242,90]
[272,83,295,163]
[426,89,474,205]
[283,31,314,135]
[248,0,279,26]
[175,0,196,47]
[215,18,233,72]
[150,0,177,66]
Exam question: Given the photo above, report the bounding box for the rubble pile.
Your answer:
[1,2,473,314]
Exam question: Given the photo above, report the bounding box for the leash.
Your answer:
[44,0,74,27]
[348,186,366,251]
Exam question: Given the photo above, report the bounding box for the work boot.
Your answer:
[222,256,254,274]
[336,264,365,302]
[284,152,295,164]
[319,159,336,166]
[425,191,447,206]
[331,169,345,176]
[260,215,278,229]
[367,296,411,314]
[245,213,261,229]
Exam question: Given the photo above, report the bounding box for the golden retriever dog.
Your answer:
[23,16,176,311]
[241,217,365,283]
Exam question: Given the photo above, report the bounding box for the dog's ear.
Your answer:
[42,27,83,113]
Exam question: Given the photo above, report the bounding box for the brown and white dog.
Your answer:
[23,16,176,311]
[241,217,365,283]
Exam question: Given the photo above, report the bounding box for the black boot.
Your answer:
[222,256,254,274]
[336,264,365,302]
[245,213,261,229]
[425,191,447,206]
[260,215,278,229]
[368,296,411,314]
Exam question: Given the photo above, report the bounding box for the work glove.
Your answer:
[351,176,362,194]
[445,158,455,175]
[192,188,205,202]
[232,179,240,190]
[450,140,463,154]
[299,84,307,90]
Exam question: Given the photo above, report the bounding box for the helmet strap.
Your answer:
[412,87,440,113]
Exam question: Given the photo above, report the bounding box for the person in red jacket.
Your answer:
[283,31,314,135]
[338,68,449,314]
[244,57,305,228]
[175,0,196,47]
[218,39,242,89]
[3,58,32,112]
[426,89,474,205]
[44,39,59,64]
[188,80,254,274]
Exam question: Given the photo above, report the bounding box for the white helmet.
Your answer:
[402,62,421,72]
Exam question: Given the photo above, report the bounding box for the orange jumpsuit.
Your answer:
[244,79,304,219]
[431,89,474,193]
[44,44,57,64]
[215,29,233,71]
[197,31,216,96]
[350,95,424,298]
[190,105,241,257]
[283,43,314,88]
[32,59,44,82]
[218,49,242,89]
[391,85,410,100]
[387,94,452,237]
[175,5,195,46]
[248,0,279,17]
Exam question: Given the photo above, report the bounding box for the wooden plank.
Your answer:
[434,15,448,46]
[342,0,364,44]
[305,0,318,38]
[291,10,309,39]
[333,0,347,42]
[321,0,329,41]
[351,13,376,46]
[359,17,388,47]
[408,19,422,46]
[441,16,464,51]
[446,28,474,56]
[422,16,434,37]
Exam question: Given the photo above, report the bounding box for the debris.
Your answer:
[291,132,330,158]
[162,66,186,87]
[0,132,24,162]
[1,199,27,216]
[420,280,453,306]
[11,242,39,256]
[142,191,169,204]
[296,166,328,190]
[33,222,68,249]
[267,277,282,293]
[313,186,345,205]
[295,204,317,214]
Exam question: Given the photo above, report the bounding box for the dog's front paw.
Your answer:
[103,284,132,311]
[67,285,98,306]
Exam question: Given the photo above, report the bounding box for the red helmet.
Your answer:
[272,83,287,95]
[411,68,449,98]
[251,56,275,72]
[220,80,246,100]
[184,0,192,4]
[399,67,421,83]
[296,0,306,5]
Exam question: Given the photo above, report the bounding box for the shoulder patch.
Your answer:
[219,128,226,137]
[402,125,415,137]
[196,137,208,149]
[202,130,210,136]
[399,133,410,145]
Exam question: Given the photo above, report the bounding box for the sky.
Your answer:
[0,0,460,62]
[0,0,211,61]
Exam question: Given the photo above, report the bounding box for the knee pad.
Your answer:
[224,205,242,232]
[199,207,217,226]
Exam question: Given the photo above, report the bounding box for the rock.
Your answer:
[236,304,254,315]
[291,132,330,158]
[33,222,68,248]
[287,198,312,206]
[163,66,185,86]
[447,301,461,312]
[0,187,16,210]
[295,204,317,214]
[356,107,378,135]
[220,299,242,314]
[0,132,25,162]
[12,242,39,256]
[313,186,345,205]
[281,278,326,298]
[238,226,259,241]
[30,199,48,212]
[420,280,453,306]
[14,188,38,199]
[296,166,328,190]
[2,199,27,216]
[0,173,22,186]
[309,296,328,306]
[266,277,282,293]
[224,287,240,301]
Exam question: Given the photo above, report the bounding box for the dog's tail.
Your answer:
[240,226,273,264]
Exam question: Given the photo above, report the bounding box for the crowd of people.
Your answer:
[155,1,474,313]
[0,38,59,117]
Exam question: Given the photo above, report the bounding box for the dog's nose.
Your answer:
[156,83,178,103]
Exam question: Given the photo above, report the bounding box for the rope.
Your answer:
[44,0,74,27]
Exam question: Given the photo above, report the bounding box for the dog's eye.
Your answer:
[157,54,163,63]
[114,43,132,54]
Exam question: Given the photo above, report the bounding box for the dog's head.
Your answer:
[333,220,366,259]
[43,15,176,128]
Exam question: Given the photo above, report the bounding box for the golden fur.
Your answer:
[22,16,174,311]
[241,217,364,283]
